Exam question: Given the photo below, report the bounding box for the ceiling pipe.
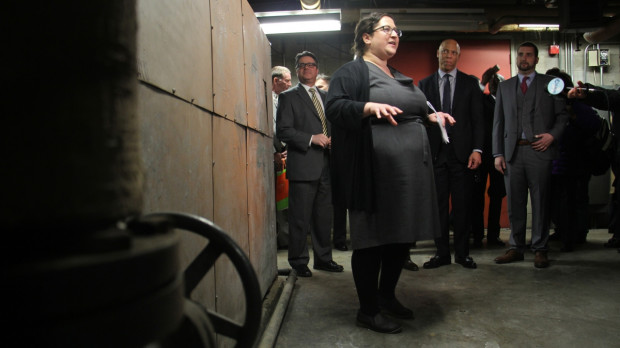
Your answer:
[489,16,560,34]
[583,15,620,43]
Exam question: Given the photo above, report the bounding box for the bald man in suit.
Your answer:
[493,42,568,268]
[418,39,484,270]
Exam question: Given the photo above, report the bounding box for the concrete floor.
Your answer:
[271,229,620,347]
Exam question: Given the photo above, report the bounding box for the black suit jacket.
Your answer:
[418,70,484,164]
[276,83,329,181]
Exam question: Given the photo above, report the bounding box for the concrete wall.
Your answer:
[135,1,276,344]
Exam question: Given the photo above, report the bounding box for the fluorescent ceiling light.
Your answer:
[255,9,341,34]
[518,24,559,28]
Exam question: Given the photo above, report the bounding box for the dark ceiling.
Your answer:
[247,0,620,41]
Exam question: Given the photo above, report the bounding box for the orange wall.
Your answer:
[389,39,512,91]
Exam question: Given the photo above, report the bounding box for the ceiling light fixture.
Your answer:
[518,24,560,29]
[255,9,341,35]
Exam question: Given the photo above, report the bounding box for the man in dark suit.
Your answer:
[276,51,343,277]
[493,42,568,268]
[418,39,484,270]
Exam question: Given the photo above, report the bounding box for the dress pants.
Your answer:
[471,155,505,241]
[505,145,551,252]
[287,154,333,267]
[434,143,473,259]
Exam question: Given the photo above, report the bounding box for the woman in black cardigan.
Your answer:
[326,12,453,334]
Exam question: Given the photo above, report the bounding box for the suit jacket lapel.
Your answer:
[297,84,320,118]
[509,76,519,119]
[429,72,442,112]
[452,71,462,115]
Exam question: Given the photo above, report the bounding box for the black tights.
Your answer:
[351,243,410,316]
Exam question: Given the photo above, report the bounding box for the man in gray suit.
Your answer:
[492,42,568,268]
[276,51,343,277]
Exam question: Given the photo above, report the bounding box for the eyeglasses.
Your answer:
[296,62,317,69]
[373,25,402,38]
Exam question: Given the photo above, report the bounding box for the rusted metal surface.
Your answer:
[137,83,216,307]
[136,0,213,111]
[247,130,278,294]
[243,0,272,135]
[211,0,247,124]
[212,117,250,334]
[136,1,277,342]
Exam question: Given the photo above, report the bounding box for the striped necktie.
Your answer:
[309,88,328,136]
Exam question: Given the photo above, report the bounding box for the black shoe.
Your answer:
[403,258,419,271]
[378,297,414,319]
[313,260,344,272]
[356,310,402,334]
[472,239,483,248]
[487,237,506,247]
[455,256,477,269]
[334,242,348,251]
[423,255,451,269]
[293,265,312,277]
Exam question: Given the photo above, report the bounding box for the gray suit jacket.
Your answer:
[276,83,329,181]
[492,73,568,162]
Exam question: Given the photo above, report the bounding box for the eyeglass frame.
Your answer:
[296,62,318,69]
[372,25,402,38]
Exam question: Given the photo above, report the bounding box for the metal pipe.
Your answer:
[584,44,593,84]
[257,269,298,348]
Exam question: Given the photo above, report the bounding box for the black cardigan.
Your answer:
[326,57,414,212]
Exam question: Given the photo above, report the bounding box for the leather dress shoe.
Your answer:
[534,251,549,268]
[494,249,524,264]
[403,258,419,271]
[313,260,344,272]
[455,256,477,269]
[423,255,451,269]
[293,265,312,277]
[378,297,414,319]
[487,238,506,247]
[334,242,348,251]
[356,310,402,334]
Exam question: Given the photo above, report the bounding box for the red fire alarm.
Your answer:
[549,44,560,55]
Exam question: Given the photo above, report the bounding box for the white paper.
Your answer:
[426,101,450,143]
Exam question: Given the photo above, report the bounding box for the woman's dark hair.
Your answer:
[352,12,392,58]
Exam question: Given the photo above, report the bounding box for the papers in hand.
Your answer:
[426,101,450,144]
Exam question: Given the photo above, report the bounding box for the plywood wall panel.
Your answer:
[242,0,271,134]
[211,0,247,125]
[246,130,278,294]
[137,83,216,307]
[136,0,213,111]
[212,117,249,336]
